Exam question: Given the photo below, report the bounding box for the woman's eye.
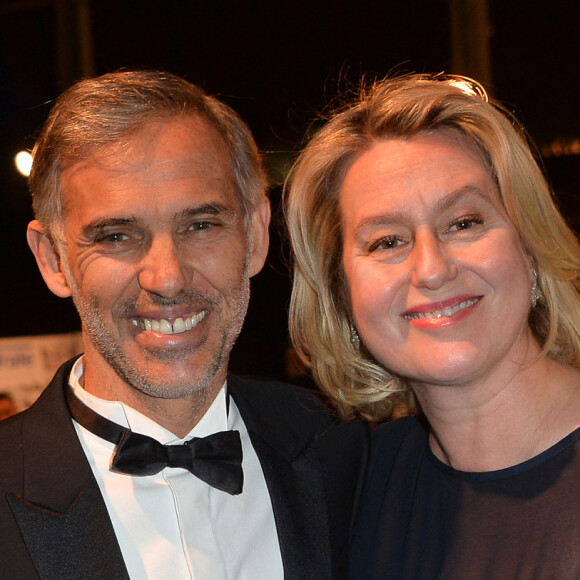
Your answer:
[368,236,403,252]
[449,216,483,231]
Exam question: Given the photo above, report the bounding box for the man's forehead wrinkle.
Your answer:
[64,156,227,197]
[100,152,220,175]
[66,125,223,170]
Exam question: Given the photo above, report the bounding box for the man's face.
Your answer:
[43,115,268,402]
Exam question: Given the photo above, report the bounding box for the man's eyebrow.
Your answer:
[82,217,137,239]
[81,202,237,238]
[175,202,236,219]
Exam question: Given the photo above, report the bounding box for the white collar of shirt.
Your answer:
[70,356,230,443]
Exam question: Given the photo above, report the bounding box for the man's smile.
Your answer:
[130,310,209,335]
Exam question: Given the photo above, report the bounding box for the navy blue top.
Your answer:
[350,416,580,579]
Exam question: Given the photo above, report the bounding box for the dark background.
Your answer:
[1,0,579,382]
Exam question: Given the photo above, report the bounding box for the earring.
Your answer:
[349,322,360,349]
[531,268,542,308]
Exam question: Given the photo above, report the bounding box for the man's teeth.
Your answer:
[404,297,480,320]
[131,310,208,335]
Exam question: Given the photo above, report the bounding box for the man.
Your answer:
[0,70,367,579]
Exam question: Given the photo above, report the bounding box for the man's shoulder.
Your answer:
[229,374,331,413]
[228,373,368,442]
[0,403,33,489]
[0,410,24,443]
[0,357,77,467]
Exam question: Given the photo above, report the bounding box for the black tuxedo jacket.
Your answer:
[0,358,368,579]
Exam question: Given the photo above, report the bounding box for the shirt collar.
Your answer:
[69,356,229,445]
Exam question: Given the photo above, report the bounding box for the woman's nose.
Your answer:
[409,231,458,289]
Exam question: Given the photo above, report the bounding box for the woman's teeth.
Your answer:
[404,297,480,320]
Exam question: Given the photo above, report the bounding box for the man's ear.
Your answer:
[26,220,73,298]
[248,198,271,278]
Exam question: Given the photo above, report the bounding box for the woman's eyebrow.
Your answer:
[354,185,493,234]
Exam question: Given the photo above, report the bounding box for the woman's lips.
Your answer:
[403,296,482,320]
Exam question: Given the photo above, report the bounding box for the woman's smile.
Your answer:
[402,295,482,326]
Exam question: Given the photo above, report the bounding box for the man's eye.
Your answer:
[100,233,130,243]
[189,221,216,231]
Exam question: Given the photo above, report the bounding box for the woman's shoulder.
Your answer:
[372,415,428,448]
[365,416,429,479]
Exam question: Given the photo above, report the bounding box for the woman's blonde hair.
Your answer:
[284,74,580,421]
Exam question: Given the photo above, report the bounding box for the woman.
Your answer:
[285,74,580,578]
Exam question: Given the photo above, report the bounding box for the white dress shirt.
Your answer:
[69,358,283,579]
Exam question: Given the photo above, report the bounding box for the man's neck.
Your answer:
[79,356,225,438]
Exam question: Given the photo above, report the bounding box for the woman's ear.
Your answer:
[26,220,73,298]
[248,198,271,278]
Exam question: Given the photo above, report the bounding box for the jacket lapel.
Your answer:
[9,358,129,579]
[229,375,333,579]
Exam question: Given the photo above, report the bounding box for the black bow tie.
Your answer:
[65,386,244,495]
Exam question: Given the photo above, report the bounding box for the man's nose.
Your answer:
[137,235,192,298]
[409,231,458,289]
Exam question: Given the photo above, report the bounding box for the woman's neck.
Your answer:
[414,356,580,472]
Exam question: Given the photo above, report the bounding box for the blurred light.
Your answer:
[541,138,580,158]
[15,151,33,177]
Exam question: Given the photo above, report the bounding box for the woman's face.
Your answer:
[340,132,534,391]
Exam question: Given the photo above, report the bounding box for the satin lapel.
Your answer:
[247,435,332,579]
[228,375,333,579]
[9,358,129,579]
